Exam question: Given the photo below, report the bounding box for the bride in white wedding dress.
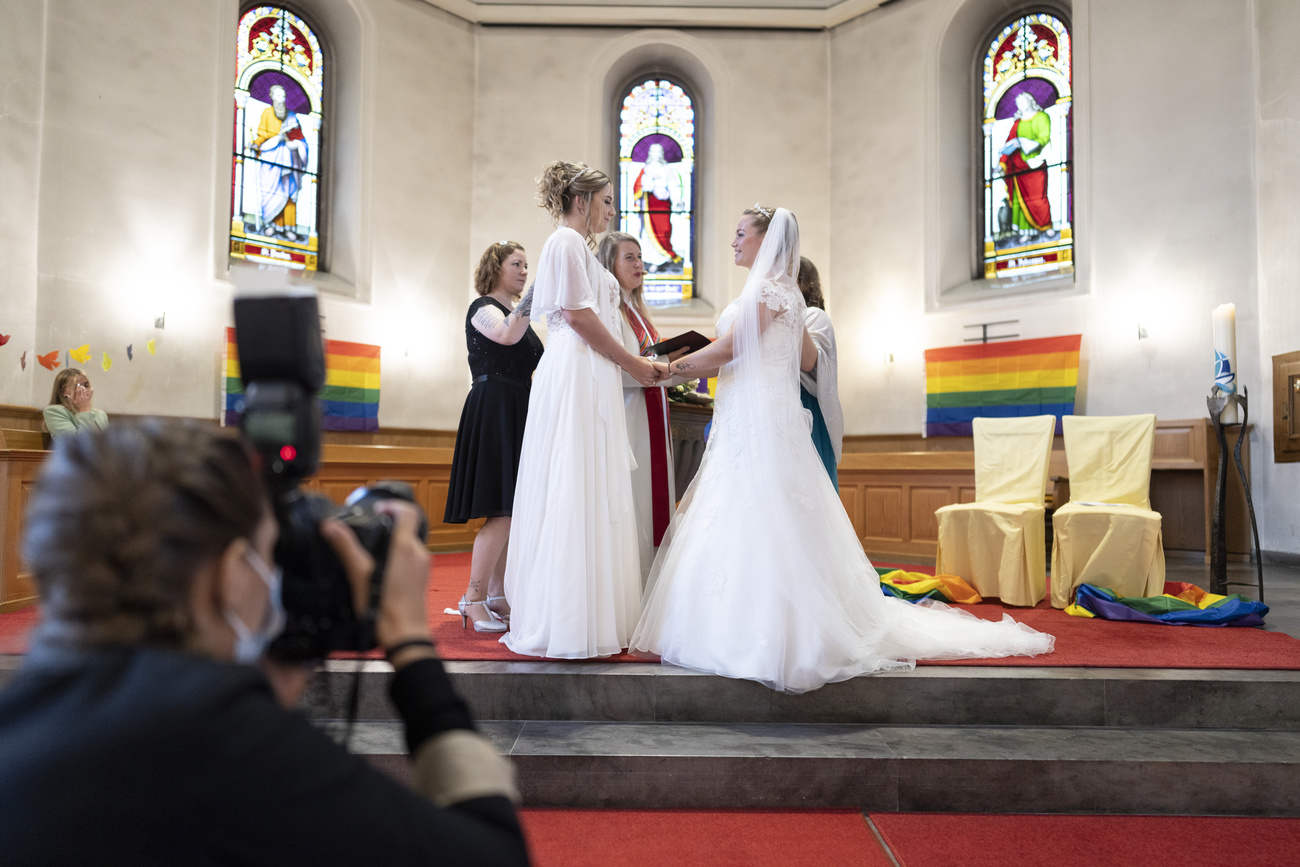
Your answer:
[629,206,1054,693]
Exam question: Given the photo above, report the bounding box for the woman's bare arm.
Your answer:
[563,307,661,386]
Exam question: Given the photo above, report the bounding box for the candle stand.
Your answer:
[1205,386,1264,600]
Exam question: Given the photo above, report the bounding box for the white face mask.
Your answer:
[223,546,286,665]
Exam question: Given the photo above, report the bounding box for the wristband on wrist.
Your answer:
[384,638,436,663]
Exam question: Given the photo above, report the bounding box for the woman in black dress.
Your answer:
[444,241,544,632]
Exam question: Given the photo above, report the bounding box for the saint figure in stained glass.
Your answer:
[981,13,1072,284]
[230,6,323,271]
[619,79,695,305]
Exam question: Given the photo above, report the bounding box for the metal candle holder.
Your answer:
[1205,386,1264,600]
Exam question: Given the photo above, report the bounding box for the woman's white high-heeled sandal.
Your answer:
[459,596,507,633]
[486,595,511,625]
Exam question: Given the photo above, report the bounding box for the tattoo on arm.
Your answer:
[516,285,535,318]
[472,307,506,334]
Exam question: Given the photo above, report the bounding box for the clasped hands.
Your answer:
[629,357,673,388]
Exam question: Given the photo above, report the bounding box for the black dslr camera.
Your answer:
[232,295,427,661]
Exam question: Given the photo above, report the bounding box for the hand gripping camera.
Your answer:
[232,295,427,661]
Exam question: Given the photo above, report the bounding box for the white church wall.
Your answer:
[1253,0,1300,554]
[8,0,476,429]
[0,0,46,407]
[830,0,1296,552]
[469,25,831,332]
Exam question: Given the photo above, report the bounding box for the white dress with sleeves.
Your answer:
[501,228,643,658]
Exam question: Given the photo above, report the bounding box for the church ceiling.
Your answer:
[420,0,889,30]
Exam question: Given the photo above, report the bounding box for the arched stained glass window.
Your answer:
[981,13,1072,284]
[619,79,695,306]
[231,6,323,271]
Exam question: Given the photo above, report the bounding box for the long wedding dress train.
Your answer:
[630,210,1053,692]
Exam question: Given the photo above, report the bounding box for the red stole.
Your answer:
[623,301,672,546]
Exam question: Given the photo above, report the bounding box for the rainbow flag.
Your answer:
[223,327,381,432]
[924,334,1081,436]
[879,570,983,605]
[1066,582,1268,627]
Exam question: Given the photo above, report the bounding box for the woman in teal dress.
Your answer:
[797,258,842,490]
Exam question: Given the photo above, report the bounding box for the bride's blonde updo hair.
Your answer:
[742,204,778,234]
[537,161,611,224]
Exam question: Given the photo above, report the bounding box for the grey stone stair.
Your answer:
[304,660,1300,814]
[306,660,1300,730]
[325,718,1300,815]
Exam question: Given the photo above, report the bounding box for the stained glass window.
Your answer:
[981,13,1072,284]
[619,79,695,306]
[230,6,323,271]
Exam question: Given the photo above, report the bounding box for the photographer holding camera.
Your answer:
[0,421,528,864]
[0,295,531,865]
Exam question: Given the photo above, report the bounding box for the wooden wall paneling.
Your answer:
[909,486,954,544]
[1,452,45,612]
[864,485,904,543]
[959,486,977,504]
[838,485,862,540]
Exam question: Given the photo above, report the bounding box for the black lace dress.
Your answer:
[443,297,545,523]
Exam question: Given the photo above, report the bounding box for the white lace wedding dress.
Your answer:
[630,209,1053,692]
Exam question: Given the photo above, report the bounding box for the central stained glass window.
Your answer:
[619,79,696,306]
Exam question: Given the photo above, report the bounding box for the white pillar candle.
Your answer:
[1212,303,1238,424]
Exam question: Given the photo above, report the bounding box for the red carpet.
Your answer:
[868,812,1300,867]
[4,555,1298,670]
[520,809,890,867]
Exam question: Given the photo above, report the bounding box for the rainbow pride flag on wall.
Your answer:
[924,334,1081,436]
[224,327,381,432]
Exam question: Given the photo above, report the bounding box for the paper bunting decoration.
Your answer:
[38,351,60,371]
[64,351,69,368]
[146,339,156,356]
[20,351,27,370]
[0,333,10,346]
[70,344,91,364]
[127,344,133,361]
[102,351,112,372]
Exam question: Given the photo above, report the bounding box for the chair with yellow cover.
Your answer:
[934,414,1057,607]
[1049,414,1165,609]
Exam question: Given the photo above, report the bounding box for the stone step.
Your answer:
[325,719,1300,815]
[305,660,1300,730]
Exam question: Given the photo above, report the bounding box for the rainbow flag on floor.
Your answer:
[1066,582,1268,627]
[223,327,381,432]
[880,570,983,605]
[924,334,1081,437]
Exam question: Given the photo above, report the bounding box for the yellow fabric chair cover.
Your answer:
[935,415,1057,606]
[1049,414,1166,609]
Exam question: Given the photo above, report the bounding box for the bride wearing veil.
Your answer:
[629,206,1054,693]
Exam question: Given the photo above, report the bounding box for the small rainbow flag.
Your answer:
[924,334,1081,437]
[224,327,381,432]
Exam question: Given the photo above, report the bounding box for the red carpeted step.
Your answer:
[5,555,1300,670]
[520,809,891,867]
[868,812,1300,867]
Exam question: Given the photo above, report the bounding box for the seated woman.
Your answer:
[0,421,527,865]
[43,368,107,438]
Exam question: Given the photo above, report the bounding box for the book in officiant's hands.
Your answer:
[646,330,711,358]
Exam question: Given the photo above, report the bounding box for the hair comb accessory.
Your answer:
[754,203,773,219]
